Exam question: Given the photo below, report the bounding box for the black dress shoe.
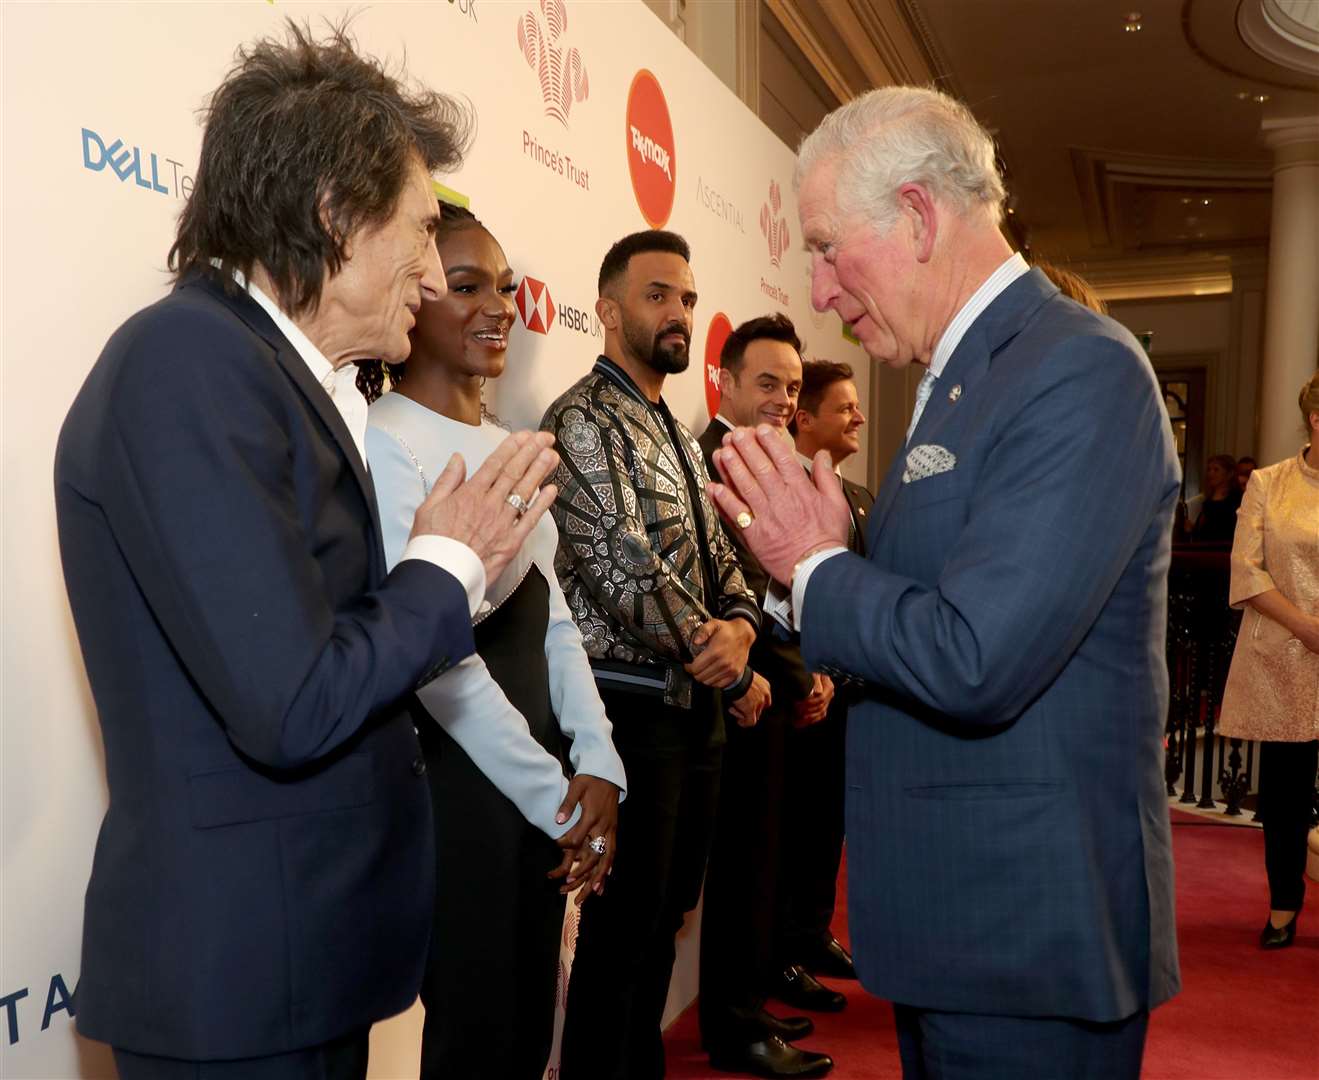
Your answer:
[772,965,846,1013]
[1260,913,1298,949]
[758,1008,814,1042]
[798,936,857,980]
[709,1034,834,1078]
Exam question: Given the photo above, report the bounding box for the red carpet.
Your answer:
[664,808,1319,1079]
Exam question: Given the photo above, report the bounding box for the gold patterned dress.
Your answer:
[1218,448,1319,742]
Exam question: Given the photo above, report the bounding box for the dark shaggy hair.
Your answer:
[170,18,472,317]
[597,230,690,296]
[355,201,484,402]
[720,313,801,376]
[789,360,854,436]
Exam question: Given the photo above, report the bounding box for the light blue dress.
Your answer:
[366,391,626,836]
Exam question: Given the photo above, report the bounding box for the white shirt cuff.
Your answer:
[789,547,847,632]
[400,535,486,617]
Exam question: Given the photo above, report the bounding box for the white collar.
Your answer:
[229,266,367,468]
[926,252,1029,380]
[714,413,735,432]
[795,449,841,476]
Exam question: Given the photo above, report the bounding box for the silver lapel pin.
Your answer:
[948,384,962,402]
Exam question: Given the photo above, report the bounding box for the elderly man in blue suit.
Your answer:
[707,86,1180,1080]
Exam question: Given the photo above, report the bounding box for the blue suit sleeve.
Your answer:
[97,313,475,769]
[802,336,1177,726]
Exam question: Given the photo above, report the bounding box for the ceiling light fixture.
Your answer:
[1253,93,1270,103]
[1124,12,1143,32]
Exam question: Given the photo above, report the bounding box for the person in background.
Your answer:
[1218,372,1319,951]
[1186,453,1241,543]
[53,22,559,1078]
[542,230,767,1079]
[1031,258,1108,315]
[697,313,834,1079]
[778,360,874,1000]
[361,202,626,1079]
[1236,456,1257,495]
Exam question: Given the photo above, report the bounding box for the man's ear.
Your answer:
[718,367,738,397]
[795,408,813,434]
[897,183,938,264]
[596,295,618,332]
[318,196,353,260]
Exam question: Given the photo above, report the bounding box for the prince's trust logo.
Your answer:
[517,0,590,127]
[760,179,790,268]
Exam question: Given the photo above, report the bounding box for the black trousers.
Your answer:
[1259,739,1319,911]
[560,686,723,1080]
[776,701,847,963]
[417,722,566,1080]
[698,707,788,1045]
[894,1006,1149,1080]
[113,1032,368,1080]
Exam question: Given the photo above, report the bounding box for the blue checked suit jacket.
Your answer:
[802,269,1181,1021]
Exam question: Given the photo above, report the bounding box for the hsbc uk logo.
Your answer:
[760,180,790,268]
[517,0,590,127]
[515,277,600,338]
[516,276,556,335]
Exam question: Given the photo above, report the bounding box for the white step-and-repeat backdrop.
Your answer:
[1,2,872,1076]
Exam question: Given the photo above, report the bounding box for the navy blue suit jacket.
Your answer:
[803,269,1181,1021]
[55,273,476,1058]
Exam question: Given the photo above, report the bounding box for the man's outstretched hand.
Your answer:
[707,425,851,586]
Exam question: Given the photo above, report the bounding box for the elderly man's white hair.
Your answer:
[795,86,1006,232]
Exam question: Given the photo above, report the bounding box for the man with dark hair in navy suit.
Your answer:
[708,85,1180,1080]
[55,21,558,1079]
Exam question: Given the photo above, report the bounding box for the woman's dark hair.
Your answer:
[720,313,801,376]
[170,18,472,317]
[356,201,485,402]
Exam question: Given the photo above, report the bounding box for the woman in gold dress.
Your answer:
[1219,371,1319,949]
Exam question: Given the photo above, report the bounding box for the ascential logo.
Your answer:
[516,276,557,335]
[760,180,790,268]
[517,0,589,127]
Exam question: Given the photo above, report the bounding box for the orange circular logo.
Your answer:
[626,69,676,229]
[704,312,732,419]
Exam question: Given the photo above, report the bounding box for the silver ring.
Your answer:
[588,835,607,856]
[506,492,530,516]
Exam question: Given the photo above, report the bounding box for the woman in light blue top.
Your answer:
[360,203,625,1079]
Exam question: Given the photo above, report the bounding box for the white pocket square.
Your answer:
[903,443,956,483]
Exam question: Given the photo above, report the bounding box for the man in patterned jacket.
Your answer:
[543,230,771,1080]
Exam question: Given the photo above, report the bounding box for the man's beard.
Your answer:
[624,318,690,375]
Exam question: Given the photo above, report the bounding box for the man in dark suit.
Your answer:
[708,86,1180,1079]
[54,23,558,1078]
[778,361,874,989]
[697,314,833,1078]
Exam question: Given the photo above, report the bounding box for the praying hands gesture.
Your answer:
[707,425,852,586]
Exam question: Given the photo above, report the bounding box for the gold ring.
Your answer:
[736,511,754,529]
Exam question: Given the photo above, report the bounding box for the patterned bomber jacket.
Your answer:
[541,356,761,708]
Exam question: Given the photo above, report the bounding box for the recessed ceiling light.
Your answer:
[1201,198,1212,206]
[1253,93,1270,103]
[1124,11,1143,31]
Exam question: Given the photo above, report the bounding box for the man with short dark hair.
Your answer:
[55,22,558,1077]
[777,360,873,991]
[543,231,766,1079]
[696,314,834,1078]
